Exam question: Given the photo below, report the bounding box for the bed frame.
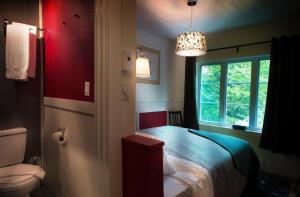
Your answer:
[137,111,167,130]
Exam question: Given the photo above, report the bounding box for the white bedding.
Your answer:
[142,126,248,197]
[164,155,214,197]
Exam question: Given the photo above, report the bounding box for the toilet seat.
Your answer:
[0,164,43,196]
[0,175,39,192]
[0,173,36,187]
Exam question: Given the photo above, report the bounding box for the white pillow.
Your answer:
[135,132,176,176]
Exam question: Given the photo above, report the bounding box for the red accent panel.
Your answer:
[139,111,167,130]
[43,0,94,102]
[122,135,164,197]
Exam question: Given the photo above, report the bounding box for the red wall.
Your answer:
[43,0,94,102]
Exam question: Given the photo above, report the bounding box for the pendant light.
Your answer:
[175,0,207,57]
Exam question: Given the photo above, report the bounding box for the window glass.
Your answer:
[226,62,252,126]
[197,57,270,132]
[257,60,270,129]
[200,65,221,123]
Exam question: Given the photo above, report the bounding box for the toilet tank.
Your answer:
[0,128,27,167]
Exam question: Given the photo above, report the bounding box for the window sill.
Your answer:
[198,122,262,139]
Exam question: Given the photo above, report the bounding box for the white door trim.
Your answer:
[95,0,110,196]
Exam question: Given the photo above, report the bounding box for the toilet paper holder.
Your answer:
[51,127,68,145]
[57,127,66,140]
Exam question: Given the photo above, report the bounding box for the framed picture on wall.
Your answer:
[136,45,160,85]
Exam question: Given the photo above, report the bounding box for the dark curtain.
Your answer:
[260,35,300,155]
[183,57,199,130]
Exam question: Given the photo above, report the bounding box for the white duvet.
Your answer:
[164,155,214,197]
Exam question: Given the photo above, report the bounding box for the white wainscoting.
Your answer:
[169,100,184,113]
[43,98,98,197]
[136,100,171,113]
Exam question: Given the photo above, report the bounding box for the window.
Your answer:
[226,62,252,126]
[199,65,221,123]
[197,57,270,131]
[257,60,270,128]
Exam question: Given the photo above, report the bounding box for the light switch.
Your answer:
[122,51,133,72]
[84,82,90,96]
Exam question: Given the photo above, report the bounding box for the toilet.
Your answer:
[0,128,45,197]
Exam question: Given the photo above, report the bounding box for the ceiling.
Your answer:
[137,0,300,39]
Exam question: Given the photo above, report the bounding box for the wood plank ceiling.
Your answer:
[137,0,300,39]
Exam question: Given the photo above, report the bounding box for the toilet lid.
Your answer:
[0,164,44,186]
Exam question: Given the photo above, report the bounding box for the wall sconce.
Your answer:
[136,45,150,78]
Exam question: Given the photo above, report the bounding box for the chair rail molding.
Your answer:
[43,97,95,116]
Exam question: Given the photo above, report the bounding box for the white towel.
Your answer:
[5,22,37,80]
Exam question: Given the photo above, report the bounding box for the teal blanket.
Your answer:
[189,129,259,178]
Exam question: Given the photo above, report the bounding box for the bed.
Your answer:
[137,111,260,197]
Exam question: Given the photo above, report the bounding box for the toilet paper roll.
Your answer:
[51,131,67,145]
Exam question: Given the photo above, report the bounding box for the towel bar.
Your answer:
[2,17,47,37]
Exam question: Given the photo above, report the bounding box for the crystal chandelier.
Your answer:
[175,0,207,57]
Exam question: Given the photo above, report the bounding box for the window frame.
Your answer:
[197,55,270,132]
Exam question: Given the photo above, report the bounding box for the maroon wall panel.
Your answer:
[43,0,94,102]
[139,111,167,130]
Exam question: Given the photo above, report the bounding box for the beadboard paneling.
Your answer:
[43,104,97,197]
